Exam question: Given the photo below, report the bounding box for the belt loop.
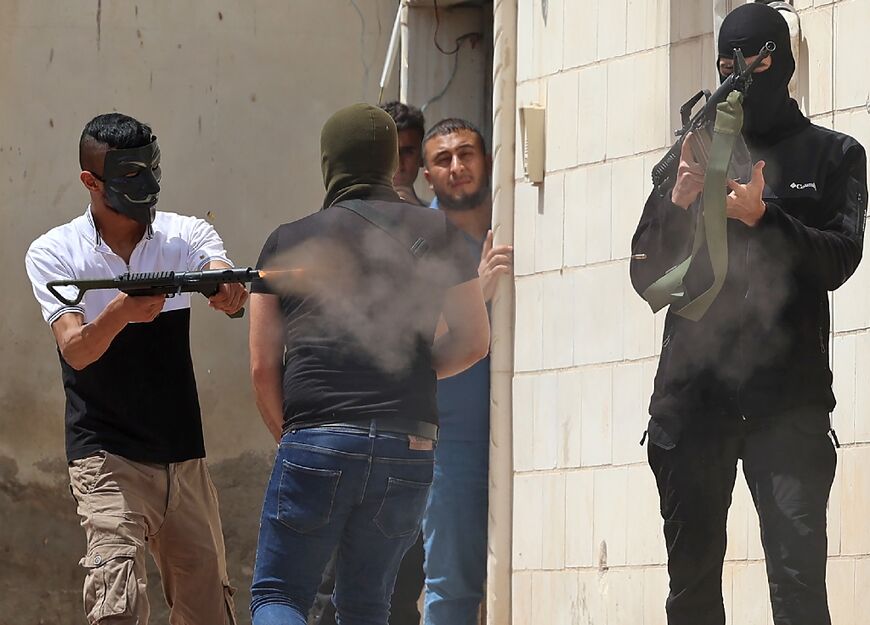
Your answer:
[369,420,376,438]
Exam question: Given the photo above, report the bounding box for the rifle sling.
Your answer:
[641,90,744,322]
[335,199,429,260]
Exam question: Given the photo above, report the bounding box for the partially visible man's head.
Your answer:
[423,118,490,212]
[380,101,425,190]
[79,113,161,225]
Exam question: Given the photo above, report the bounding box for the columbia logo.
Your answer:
[790,182,817,191]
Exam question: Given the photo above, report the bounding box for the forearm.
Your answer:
[760,202,863,290]
[434,279,490,379]
[57,301,128,370]
[251,365,285,442]
[630,191,695,296]
[249,293,286,441]
[758,146,868,290]
[431,329,488,380]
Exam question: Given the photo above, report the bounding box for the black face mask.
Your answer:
[95,138,162,225]
[717,3,808,144]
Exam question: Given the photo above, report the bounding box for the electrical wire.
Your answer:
[432,0,481,55]
[421,31,482,112]
[423,1,483,111]
[421,48,461,113]
[433,0,461,55]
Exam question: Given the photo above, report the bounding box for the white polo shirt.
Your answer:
[25,206,231,325]
[24,206,233,464]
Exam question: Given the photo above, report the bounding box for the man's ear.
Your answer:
[486,154,493,176]
[423,167,434,189]
[80,171,101,192]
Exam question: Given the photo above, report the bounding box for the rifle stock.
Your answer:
[46,267,261,319]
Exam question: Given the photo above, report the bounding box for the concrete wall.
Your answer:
[509,0,870,623]
[402,2,492,139]
[0,1,398,622]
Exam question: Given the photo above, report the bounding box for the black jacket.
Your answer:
[631,123,867,447]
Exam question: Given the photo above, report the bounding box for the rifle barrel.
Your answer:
[691,41,777,131]
[650,41,775,193]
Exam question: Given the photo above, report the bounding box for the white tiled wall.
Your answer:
[576,65,608,164]
[598,0,629,60]
[798,6,834,116]
[535,173,566,272]
[510,0,870,622]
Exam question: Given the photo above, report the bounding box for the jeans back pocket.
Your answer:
[373,477,432,538]
[277,460,341,533]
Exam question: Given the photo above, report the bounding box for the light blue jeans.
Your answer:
[422,439,489,625]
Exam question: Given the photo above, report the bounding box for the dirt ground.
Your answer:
[0,451,272,625]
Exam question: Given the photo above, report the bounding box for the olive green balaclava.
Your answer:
[320,103,400,209]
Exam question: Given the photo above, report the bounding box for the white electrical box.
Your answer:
[519,105,546,185]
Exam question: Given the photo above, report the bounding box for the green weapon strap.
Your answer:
[641,90,744,322]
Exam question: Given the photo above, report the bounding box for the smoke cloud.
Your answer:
[260,224,474,375]
[657,220,812,391]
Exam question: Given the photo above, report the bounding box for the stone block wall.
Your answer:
[510,1,870,622]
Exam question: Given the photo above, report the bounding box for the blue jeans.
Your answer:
[250,426,434,625]
[422,439,489,625]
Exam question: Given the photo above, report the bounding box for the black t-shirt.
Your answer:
[252,200,478,431]
[61,308,204,463]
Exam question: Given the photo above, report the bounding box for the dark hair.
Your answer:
[79,113,153,169]
[423,118,487,154]
[380,101,425,136]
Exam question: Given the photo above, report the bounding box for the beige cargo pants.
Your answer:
[68,452,237,625]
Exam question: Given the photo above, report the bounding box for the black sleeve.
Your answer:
[757,143,866,291]
[441,217,480,287]
[251,227,280,295]
[629,188,697,298]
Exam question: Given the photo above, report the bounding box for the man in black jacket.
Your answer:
[630,4,866,625]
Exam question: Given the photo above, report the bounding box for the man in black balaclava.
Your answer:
[718,1,807,144]
[630,4,867,625]
[247,104,489,625]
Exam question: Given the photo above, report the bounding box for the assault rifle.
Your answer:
[650,41,776,197]
[46,267,262,318]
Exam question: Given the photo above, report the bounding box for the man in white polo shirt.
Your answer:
[24,113,246,625]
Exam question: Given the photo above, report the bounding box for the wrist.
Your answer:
[746,200,766,227]
[669,189,696,211]
[104,294,132,329]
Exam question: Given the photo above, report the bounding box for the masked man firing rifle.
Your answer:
[630,5,867,625]
[24,113,247,624]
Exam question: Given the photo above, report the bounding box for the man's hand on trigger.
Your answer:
[727,160,767,227]
[478,229,513,302]
[671,132,706,210]
[209,282,248,314]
